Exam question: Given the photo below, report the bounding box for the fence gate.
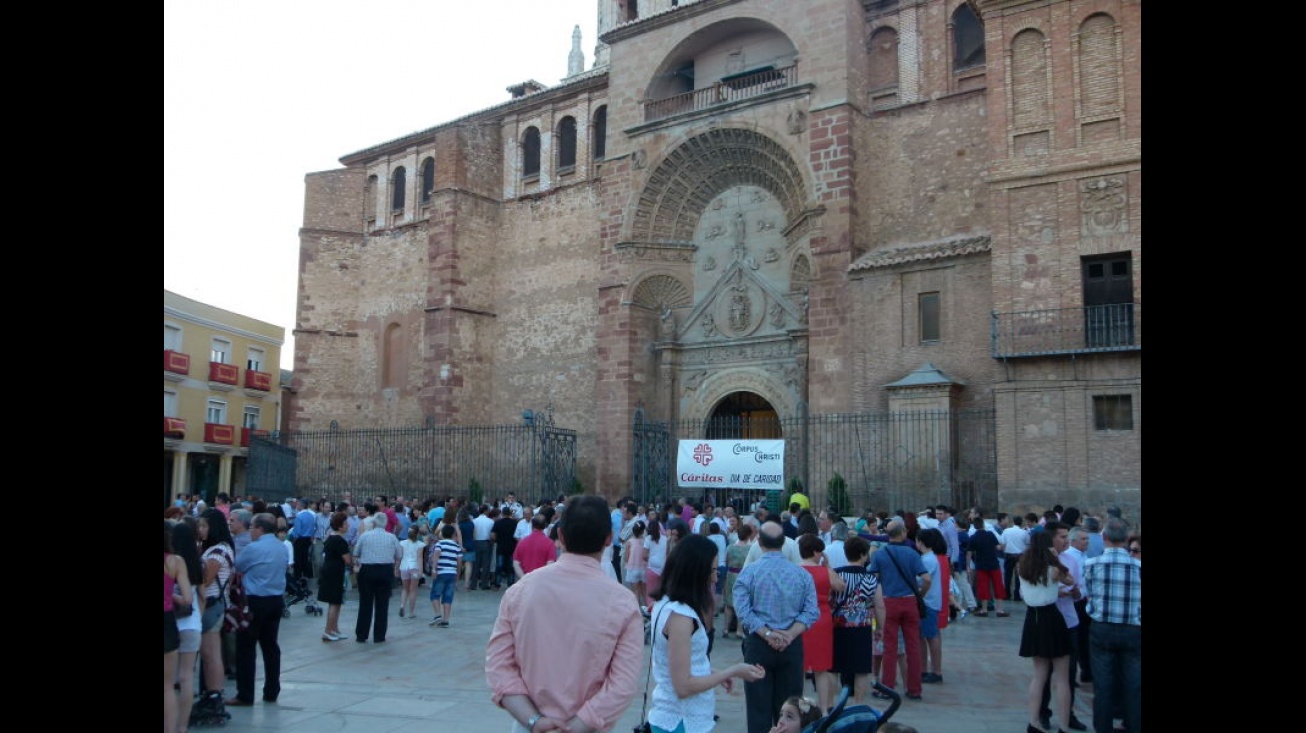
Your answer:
[632,406,672,506]
[247,435,298,498]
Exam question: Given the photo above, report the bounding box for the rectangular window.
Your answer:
[919,292,941,342]
[211,338,231,365]
[1093,395,1133,430]
[247,348,265,372]
[206,399,227,425]
[164,390,178,417]
[243,405,261,429]
[164,324,182,351]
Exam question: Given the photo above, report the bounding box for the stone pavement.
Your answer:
[207,581,1100,733]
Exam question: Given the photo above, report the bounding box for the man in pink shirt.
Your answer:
[511,514,556,578]
[487,495,644,733]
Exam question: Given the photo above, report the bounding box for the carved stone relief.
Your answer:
[1080,176,1128,237]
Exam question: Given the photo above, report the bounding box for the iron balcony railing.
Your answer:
[991,302,1141,358]
[644,64,798,123]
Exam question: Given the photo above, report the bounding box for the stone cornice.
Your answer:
[600,0,744,45]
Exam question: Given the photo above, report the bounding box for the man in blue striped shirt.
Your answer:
[734,520,819,733]
[1083,517,1141,733]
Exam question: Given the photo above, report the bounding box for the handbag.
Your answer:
[884,546,929,619]
[221,571,253,633]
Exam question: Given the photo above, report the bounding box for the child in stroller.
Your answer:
[791,684,902,733]
[278,527,322,616]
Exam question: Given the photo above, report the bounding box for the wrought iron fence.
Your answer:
[632,408,996,515]
[248,417,576,506]
[991,302,1141,358]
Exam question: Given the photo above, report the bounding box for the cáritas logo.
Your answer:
[692,443,714,466]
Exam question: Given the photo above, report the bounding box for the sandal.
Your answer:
[996,611,1011,617]
[973,611,989,617]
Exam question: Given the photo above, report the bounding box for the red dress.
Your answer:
[801,564,834,672]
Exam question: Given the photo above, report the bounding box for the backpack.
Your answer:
[222,571,252,633]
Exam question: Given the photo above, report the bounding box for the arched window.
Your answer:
[592,106,607,160]
[364,174,378,223]
[953,3,985,71]
[383,322,403,389]
[523,127,541,178]
[420,157,435,203]
[558,116,577,170]
[391,166,406,212]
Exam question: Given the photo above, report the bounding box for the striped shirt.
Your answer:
[354,527,401,565]
[830,565,881,628]
[1083,547,1141,626]
[433,538,462,576]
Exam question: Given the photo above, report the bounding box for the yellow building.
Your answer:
[164,289,285,506]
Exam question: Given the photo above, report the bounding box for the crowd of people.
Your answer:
[164,491,1139,733]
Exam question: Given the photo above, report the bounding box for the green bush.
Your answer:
[468,478,483,505]
[827,472,851,517]
[569,477,585,495]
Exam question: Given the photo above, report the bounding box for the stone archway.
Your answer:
[705,391,782,439]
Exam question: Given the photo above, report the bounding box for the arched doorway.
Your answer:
[705,391,781,439]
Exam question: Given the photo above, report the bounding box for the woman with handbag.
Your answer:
[165,520,195,733]
[195,508,236,724]
[647,534,765,733]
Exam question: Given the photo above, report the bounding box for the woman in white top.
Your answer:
[398,526,426,619]
[644,512,669,604]
[647,534,764,733]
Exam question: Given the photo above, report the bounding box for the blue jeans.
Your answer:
[1089,622,1141,733]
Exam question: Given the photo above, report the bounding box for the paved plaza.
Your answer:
[206,580,1100,733]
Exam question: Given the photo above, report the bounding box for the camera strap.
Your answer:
[638,601,670,730]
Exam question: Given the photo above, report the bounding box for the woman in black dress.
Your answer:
[318,511,353,642]
[1017,530,1076,733]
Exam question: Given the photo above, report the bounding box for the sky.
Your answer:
[165,0,600,370]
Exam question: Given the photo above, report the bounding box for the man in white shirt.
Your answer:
[472,505,496,590]
[824,521,849,569]
[998,514,1030,602]
[514,506,535,542]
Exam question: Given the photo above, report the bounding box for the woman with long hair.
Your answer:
[644,512,668,602]
[915,527,950,685]
[318,511,353,641]
[194,508,235,723]
[646,534,765,733]
[1018,530,1077,733]
[165,520,194,733]
[170,520,205,732]
[398,525,425,618]
[797,533,846,714]
[623,521,648,610]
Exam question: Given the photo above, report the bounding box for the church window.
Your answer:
[558,116,577,171]
[523,127,541,178]
[391,166,406,213]
[1092,395,1133,431]
[919,292,940,343]
[365,174,378,225]
[420,157,435,203]
[593,106,607,160]
[953,3,985,71]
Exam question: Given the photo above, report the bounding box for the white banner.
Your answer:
[676,439,785,490]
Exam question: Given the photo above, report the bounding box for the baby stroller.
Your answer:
[802,684,901,733]
[283,572,322,617]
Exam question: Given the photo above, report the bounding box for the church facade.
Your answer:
[291,0,1141,518]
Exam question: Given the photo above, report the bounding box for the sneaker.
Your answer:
[437,620,450,627]
[428,615,444,626]
[398,608,404,618]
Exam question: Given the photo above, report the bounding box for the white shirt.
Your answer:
[742,536,802,567]
[1000,526,1030,554]
[649,599,715,733]
[514,518,532,541]
[645,534,669,574]
[472,514,495,541]
[825,539,848,569]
